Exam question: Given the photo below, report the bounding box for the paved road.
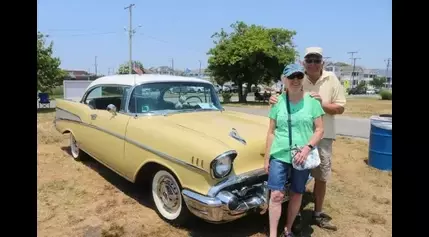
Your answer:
[38,99,371,139]
[223,106,371,139]
[219,94,379,102]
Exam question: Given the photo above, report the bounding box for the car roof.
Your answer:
[87,74,213,89]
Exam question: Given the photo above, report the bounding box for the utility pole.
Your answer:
[348,51,358,87]
[384,58,392,87]
[347,51,358,65]
[94,56,98,76]
[199,60,202,77]
[350,57,361,87]
[124,3,136,74]
[108,67,111,75]
[384,58,391,77]
[170,58,174,75]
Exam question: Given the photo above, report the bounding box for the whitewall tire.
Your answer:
[151,169,190,225]
[69,133,85,161]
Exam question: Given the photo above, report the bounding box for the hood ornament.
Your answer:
[229,128,247,145]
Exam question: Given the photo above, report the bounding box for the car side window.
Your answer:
[83,85,130,111]
[120,87,131,112]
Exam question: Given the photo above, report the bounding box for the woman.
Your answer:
[264,63,325,237]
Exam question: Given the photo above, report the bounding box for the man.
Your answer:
[269,47,346,231]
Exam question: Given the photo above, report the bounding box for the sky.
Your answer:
[37,0,392,75]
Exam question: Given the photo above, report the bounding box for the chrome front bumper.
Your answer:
[182,182,269,223]
[182,168,269,223]
[182,168,314,223]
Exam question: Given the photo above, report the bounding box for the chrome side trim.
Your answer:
[55,107,82,122]
[54,117,208,174]
[207,168,267,197]
[124,138,207,173]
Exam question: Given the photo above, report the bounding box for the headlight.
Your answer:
[210,150,237,179]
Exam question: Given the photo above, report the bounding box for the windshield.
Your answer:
[128,82,223,114]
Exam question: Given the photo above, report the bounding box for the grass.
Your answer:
[222,96,392,118]
[37,111,391,237]
[342,97,392,118]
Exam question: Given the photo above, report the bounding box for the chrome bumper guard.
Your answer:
[182,169,270,223]
[182,169,314,223]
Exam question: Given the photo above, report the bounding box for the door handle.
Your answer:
[90,114,97,120]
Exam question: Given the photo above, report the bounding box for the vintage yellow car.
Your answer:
[54,74,307,224]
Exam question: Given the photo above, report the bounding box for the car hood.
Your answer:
[163,110,270,175]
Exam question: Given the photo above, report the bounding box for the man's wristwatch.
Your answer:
[307,144,314,149]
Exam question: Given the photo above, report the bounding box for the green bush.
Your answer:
[50,86,63,95]
[222,92,232,103]
[379,89,392,100]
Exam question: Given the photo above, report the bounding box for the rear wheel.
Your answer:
[69,133,86,161]
[151,169,191,225]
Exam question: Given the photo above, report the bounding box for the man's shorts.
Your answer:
[311,138,333,182]
[267,157,310,194]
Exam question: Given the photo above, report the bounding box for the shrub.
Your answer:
[379,89,392,100]
[222,92,232,103]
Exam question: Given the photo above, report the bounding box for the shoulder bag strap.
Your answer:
[285,91,293,150]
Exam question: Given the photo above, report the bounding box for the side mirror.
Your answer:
[107,104,117,115]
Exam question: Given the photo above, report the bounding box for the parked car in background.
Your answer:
[366,89,376,94]
[54,74,313,225]
[348,87,366,95]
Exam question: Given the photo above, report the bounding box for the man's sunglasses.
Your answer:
[287,73,304,80]
[305,59,322,64]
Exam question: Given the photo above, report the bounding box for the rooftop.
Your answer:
[87,74,213,88]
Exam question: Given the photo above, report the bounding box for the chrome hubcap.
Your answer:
[156,176,180,213]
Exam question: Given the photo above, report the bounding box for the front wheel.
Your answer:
[151,169,191,225]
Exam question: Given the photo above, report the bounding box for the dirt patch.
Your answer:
[38,112,391,237]
[342,98,392,118]
[222,97,392,118]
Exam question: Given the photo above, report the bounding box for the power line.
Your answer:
[44,28,102,32]
[42,28,206,55]
[139,33,206,54]
[45,31,121,38]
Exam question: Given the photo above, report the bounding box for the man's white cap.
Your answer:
[304,47,323,58]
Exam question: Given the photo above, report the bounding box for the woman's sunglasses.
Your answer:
[287,73,304,80]
[305,58,322,64]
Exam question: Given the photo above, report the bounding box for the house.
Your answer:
[64,70,95,80]
[324,63,392,89]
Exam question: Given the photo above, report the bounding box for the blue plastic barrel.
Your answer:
[368,115,392,171]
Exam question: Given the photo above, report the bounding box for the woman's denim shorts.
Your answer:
[267,157,310,194]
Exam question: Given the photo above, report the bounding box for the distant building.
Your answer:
[324,63,392,89]
[64,70,95,80]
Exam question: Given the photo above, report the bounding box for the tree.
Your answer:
[357,81,367,90]
[37,32,67,92]
[370,76,387,89]
[207,21,298,102]
[117,60,144,74]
